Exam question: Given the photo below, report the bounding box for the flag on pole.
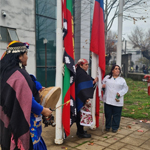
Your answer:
[62,0,76,138]
[90,0,105,128]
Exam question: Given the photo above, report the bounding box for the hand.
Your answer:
[93,77,98,84]
[117,93,120,97]
[95,77,98,82]
[39,87,45,93]
[86,99,90,107]
[86,99,90,103]
[102,84,106,88]
[41,107,52,117]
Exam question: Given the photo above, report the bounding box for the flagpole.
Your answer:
[90,52,97,130]
[90,0,106,131]
[90,0,96,130]
[55,0,63,144]
[116,0,124,67]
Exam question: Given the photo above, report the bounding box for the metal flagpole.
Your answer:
[55,0,63,144]
[90,0,96,130]
[90,52,97,130]
[116,0,124,67]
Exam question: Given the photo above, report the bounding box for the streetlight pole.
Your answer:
[125,40,127,54]
[116,0,124,67]
[43,38,47,87]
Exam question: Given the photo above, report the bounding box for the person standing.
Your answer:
[143,65,146,73]
[75,58,98,138]
[136,65,139,72]
[0,41,52,150]
[102,65,128,133]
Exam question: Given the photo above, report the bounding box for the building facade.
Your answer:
[0,0,92,86]
[0,0,36,75]
[35,0,56,86]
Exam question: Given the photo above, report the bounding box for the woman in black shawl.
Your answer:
[0,41,52,150]
[75,58,98,138]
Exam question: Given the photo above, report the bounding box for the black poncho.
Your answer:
[75,67,94,112]
[0,66,39,150]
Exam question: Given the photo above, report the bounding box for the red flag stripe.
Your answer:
[90,0,105,128]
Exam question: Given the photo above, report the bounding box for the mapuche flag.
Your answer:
[90,0,105,127]
[62,0,76,138]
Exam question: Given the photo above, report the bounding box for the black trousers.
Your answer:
[76,111,84,134]
[104,103,122,130]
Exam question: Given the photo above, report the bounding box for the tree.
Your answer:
[73,0,149,37]
[105,30,117,64]
[104,0,149,63]
[138,57,150,67]
[106,30,117,53]
[104,0,150,37]
[128,26,150,60]
[73,0,149,49]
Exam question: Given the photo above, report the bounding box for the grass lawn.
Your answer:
[123,78,150,119]
[100,78,150,119]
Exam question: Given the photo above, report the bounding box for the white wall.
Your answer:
[0,0,36,75]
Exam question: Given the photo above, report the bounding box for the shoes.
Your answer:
[76,130,87,135]
[77,132,91,138]
[84,130,87,134]
[112,129,117,133]
[105,128,110,131]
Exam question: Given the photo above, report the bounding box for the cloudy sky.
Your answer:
[109,1,150,40]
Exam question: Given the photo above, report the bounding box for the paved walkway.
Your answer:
[1,114,150,150]
[42,113,150,150]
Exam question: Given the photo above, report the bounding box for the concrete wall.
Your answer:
[127,73,146,81]
[0,0,36,75]
[74,0,91,64]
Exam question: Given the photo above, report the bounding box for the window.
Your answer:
[0,26,19,42]
[8,28,19,41]
[0,26,11,42]
[36,0,56,87]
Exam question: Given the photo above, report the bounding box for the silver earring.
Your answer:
[19,62,23,69]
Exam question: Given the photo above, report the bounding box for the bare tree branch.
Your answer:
[128,26,150,60]
[105,0,150,32]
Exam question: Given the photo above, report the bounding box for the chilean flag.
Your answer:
[90,0,105,128]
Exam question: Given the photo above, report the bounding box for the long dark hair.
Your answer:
[0,41,27,77]
[109,65,121,79]
[0,52,26,77]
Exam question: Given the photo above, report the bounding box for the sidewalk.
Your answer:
[42,113,150,150]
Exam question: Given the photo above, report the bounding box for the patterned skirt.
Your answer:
[80,100,93,126]
[30,113,47,150]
